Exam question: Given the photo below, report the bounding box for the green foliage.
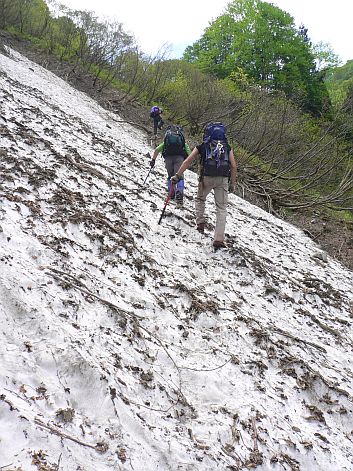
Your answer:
[337,210,353,223]
[312,41,341,71]
[155,60,240,132]
[2,0,50,35]
[183,0,331,116]
[326,60,353,82]
[325,60,353,108]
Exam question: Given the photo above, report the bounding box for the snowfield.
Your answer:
[0,48,353,471]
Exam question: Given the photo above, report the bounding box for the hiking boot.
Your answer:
[176,192,183,207]
[213,240,226,249]
[197,223,205,234]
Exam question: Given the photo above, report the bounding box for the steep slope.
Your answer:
[0,49,352,471]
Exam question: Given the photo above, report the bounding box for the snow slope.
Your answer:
[0,49,352,471]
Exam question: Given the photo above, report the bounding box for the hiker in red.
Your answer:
[171,123,237,249]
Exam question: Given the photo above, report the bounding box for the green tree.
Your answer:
[312,41,341,71]
[0,0,13,29]
[184,0,330,115]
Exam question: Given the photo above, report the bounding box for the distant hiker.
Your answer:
[150,105,164,135]
[171,122,237,248]
[150,125,191,207]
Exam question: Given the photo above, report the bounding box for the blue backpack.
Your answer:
[150,106,161,118]
[202,122,230,177]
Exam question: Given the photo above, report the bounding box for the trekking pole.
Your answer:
[158,183,174,225]
[142,166,153,186]
[142,152,153,186]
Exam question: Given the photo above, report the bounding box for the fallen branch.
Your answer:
[251,416,259,453]
[34,418,104,452]
[273,327,327,353]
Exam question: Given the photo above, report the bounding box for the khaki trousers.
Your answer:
[195,176,228,241]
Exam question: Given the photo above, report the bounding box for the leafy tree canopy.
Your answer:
[183,0,331,115]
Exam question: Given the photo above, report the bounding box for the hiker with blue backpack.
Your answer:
[150,125,191,207]
[171,122,237,249]
[150,105,164,135]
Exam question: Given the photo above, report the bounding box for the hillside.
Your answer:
[326,60,353,105]
[0,48,353,471]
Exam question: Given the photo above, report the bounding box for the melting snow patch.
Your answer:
[0,48,353,470]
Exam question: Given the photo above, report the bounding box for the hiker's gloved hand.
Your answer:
[170,174,181,184]
[150,159,155,168]
[229,182,236,192]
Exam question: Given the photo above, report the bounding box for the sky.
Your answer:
[59,0,353,63]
